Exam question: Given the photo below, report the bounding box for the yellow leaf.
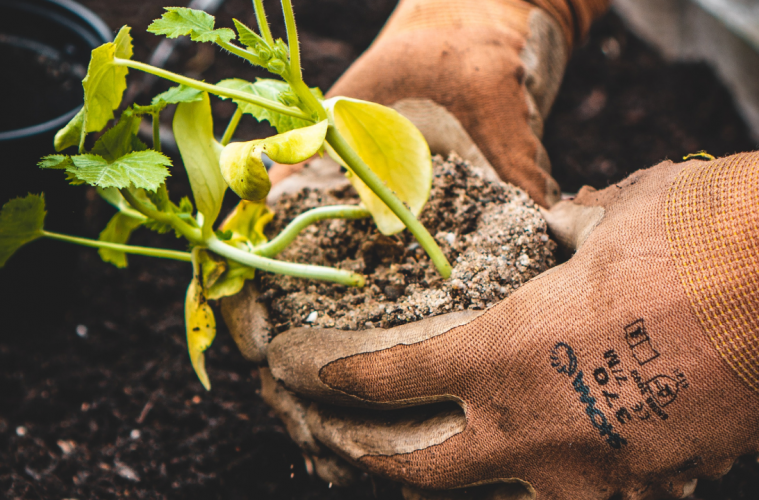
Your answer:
[324,97,431,235]
[219,120,327,200]
[192,200,274,301]
[174,93,227,237]
[219,200,274,248]
[82,27,133,134]
[185,265,216,390]
[195,248,257,301]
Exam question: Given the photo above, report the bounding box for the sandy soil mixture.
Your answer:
[260,156,556,333]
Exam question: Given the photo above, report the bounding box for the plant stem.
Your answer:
[255,205,369,258]
[120,189,203,245]
[290,79,327,121]
[221,107,243,146]
[114,59,311,121]
[279,0,327,121]
[152,112,161,152]
[325,125,453,278]
[216,40,263,67]
[207,237,365,287]
[154,185,171,212]
[252,0,274,46]
[42,231,192,262]
[280,0,301,82]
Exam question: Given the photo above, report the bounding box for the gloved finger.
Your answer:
[306,401,466,465]
[541,198,604,253]
[311,454,359,488]
[541,168,654,253]
[390,98,502,184]
[259,367,320,454]
[220,282,272,363]
[259,368,360,486]
[268,310,482,407]
[326,0,567,207]
[402,482,534,500]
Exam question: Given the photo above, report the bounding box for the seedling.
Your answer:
[0,0,451,389]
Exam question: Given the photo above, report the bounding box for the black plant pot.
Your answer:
[0,0,111,331]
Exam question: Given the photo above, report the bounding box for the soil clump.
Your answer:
[260,156,556,333]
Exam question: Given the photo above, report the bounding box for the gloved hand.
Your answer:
[266,152,759,499]
[270,0,609,207]
[224,0,610,489]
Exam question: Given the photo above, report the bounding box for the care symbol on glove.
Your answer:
[646,375,680,408]
[624,319,660,365]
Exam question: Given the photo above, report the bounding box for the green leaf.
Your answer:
[148,7,235,44]
[219,120,325,201]
[98,212,144,268]
[65,171,87,186]
[38,155,73,170]
[215,229,233,240]
[54,108,85,152]
[67,151,172,191]
[152,85,204,105]
[114,24,133,59]
[173,93,227,237]
[0,194,46,268]
[233,19,267,51]
[324,97,432,235]
[186,255,217,390]
[216,78,322,133]
[96,187,147,267]
[178,196,194,214]
[143,219,174,235]
[99,188,186,237]
[131,136,149,152]
[90,112,141,162]
[82,26,133,135]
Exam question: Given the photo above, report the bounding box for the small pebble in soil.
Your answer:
[76,324,88,337]
[260,155,557,332]
[57,439,76,455]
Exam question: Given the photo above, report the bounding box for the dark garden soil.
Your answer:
[1,1,758,499]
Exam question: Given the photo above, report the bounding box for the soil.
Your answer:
[262,156,555,332]
[1,2,758,500]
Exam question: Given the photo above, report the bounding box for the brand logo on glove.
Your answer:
[550,342,628,449]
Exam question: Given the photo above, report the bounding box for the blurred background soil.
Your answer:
[1,1,757,499]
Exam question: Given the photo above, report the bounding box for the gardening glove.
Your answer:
[270,0,609,207]
[266,152,759,499]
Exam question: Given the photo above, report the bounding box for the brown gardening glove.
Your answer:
[266,152,759,499]
[271,0,609,207]
[227,0,609,487]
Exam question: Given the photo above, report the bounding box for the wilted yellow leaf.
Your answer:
[185,268,216,390]
[219,120,327,200]
[324,97,431,235]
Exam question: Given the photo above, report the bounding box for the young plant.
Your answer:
[0,1,452,389]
